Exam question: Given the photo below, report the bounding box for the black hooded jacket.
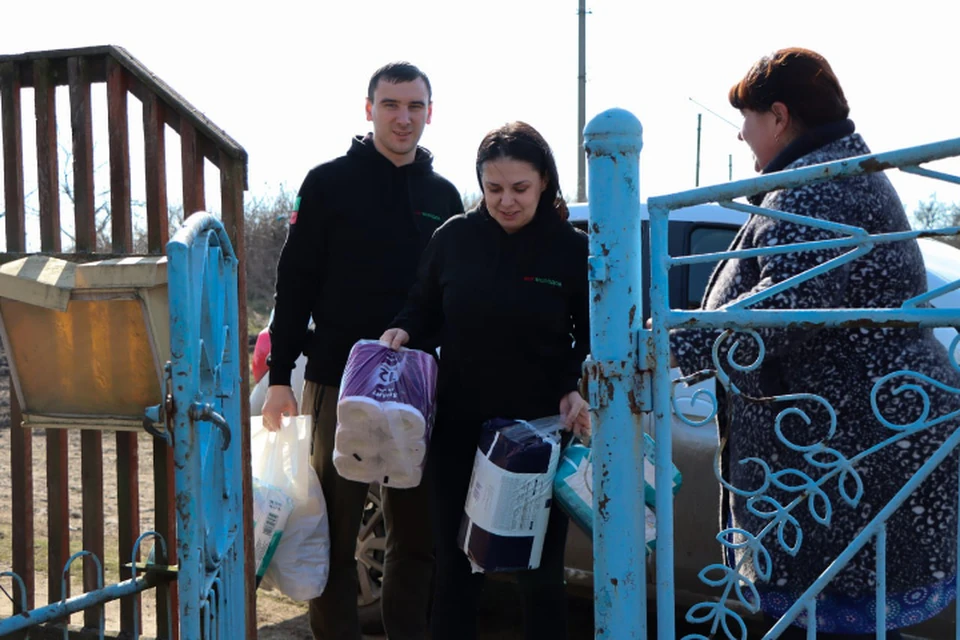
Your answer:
[391,206,590,429]
[268,134,463,386]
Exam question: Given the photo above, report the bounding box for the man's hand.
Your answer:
[379,328,410,351]
[560,390,592,441]
[261,385,299,432]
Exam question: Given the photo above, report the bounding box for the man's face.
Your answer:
[366,77,432,166]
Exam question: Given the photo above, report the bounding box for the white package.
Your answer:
[459,416,562,573]
[251,415,330,601]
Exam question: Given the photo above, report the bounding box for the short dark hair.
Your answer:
[475,121,569,222]
[729,47,849,130]
[367,62,432,102]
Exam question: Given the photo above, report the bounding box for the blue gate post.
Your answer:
[167,212,247,639]
[583,108,647,639]
[167,229,205,638]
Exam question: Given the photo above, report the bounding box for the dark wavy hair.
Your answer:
[475,121,569,222]
[729,47,849,130]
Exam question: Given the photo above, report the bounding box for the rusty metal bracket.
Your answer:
[582,357,652,413]
[124,561,180,579]
[142,362,174,446]
[636,328,655,371]
[588,256,608,282]
[632,328,655,412]
[581,357,607,408]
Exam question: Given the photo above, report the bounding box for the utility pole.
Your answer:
[729,153,733,181]
[695,113,702,187]
[577,0,587,202]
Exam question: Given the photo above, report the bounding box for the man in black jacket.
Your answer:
[262,62,463,640]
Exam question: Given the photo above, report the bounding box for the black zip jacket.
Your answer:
[391,206,590,426]
[268,134,463,386]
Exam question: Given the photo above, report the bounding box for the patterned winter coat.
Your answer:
[671,132,960,632]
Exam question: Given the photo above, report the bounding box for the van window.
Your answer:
[686,226,738,308]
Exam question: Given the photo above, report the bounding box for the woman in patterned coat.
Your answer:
[670,48,960,638]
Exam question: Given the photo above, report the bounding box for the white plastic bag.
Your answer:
[249,353,307,417]
[250,415,330,600]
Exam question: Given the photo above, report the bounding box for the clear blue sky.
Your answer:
[3,0,960,247]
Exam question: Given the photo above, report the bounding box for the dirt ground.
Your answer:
[0,342,316,638]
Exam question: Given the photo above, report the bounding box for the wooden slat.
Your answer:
[10,395,34,612]
[143,92,168,253]
[35,59,70,611]
[110,57,140,630]
[34,59,61,251]
[3,61,32,618]
[1,61,26,252]
[220,152,255,638]
[154,441,179,640]
[46,431,70,605]
[106,57,132,253]
[68,56,96,252]
[115,431,140,630]
[80,430,105,630]
[180,123,205,217]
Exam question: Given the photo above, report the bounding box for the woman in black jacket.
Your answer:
[381,121,591,640]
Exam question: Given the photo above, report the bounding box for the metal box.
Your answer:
[0,255,169,431]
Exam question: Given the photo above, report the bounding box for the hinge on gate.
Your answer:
[143,362,174,446]
[633,329,654,413]
[581,357,605,409]
[632,370,653,413]
[581,357,653,414]
[581,333,655,414]
[636,328,655,371]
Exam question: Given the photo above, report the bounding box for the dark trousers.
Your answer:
[305,382,434,640]
[427,427,570,640]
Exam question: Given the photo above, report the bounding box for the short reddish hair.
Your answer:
[729,48,849,129]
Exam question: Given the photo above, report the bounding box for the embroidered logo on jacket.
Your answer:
[290,196,301,225]
[415,211,443,223]
[523,276,563,288]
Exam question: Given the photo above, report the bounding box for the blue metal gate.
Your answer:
[585,108,960,639]
[0,212,246,639]
[163,212,247,639]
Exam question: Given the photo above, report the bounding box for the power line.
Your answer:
[688,97,740,130]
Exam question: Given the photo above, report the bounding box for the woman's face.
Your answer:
[738,107,784,172]
[480,158,547,234]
